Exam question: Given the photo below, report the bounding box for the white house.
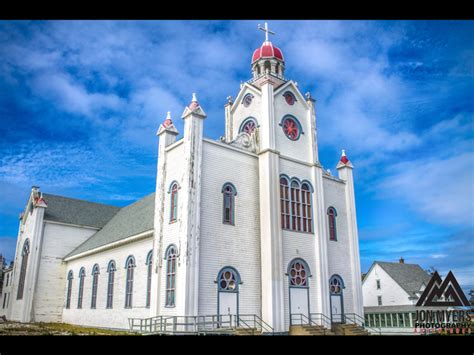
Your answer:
[5,23,364,334]
[362,259,433,335]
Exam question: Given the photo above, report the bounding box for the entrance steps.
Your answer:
[289,325,335,336]
[332,323,369,336]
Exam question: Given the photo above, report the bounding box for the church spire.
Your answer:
[251,22,285,80]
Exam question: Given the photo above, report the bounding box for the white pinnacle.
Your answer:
[192,93,198,102]
[166,111,171,119]
[342,149,346,157]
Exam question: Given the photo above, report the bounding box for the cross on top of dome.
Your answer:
[258,22,275,43]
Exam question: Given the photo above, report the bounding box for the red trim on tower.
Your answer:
[340,155,349,164]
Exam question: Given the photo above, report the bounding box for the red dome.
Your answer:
[252,41,284,63]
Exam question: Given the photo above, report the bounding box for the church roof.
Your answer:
[65,193,155,259]
[42,193,121,229]
[372,261,432,297]
[252,41,284,63]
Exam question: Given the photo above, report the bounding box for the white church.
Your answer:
[2,24,364,335]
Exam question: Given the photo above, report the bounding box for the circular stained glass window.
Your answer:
[282,117,301,141]
[218,268,239,292]
[289,260,307,287]
[330,277,342,295]
[243,94,253,107]
[283,92,296,105]
[241,120,256,134]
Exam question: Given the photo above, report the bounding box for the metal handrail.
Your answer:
[343,313,381,335]
[237,314,275,335]
[290,313,331,335]
[309,313,332,330]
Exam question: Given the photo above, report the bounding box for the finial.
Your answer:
[342,149,346,157]
[227,95,234,104]
[192,93,198,102]
[166,111,171,119]
[258,22,275,42]
[340,149,349,164]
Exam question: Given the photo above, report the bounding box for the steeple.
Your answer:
[251,22,285,81]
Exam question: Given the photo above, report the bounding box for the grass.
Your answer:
[0,321,137,336]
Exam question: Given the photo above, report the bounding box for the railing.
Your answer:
[309,313,332,330]
[290,313,332,335]
[129,314,273,335]
[237,314,275,335]
[343,313,381,335]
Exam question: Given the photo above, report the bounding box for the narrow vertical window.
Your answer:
[91,264,99,309]
[169,182,179,222]
[146,251,153,308]
[66,270,73,309]
[165,245,177,307]
[125,256,136,308]
[16,239,30,300]
[280,177,290,229]
[106,260,116,309]
[327,207,338,241]
[77,267,85,309]
[290,181,301,231]
[222,183,237,225]
[301,183,313,233]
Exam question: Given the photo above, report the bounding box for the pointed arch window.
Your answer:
[91,264,100,309]
[288,259,310,288]
[165,245,178,307]
[169,181,179,223]
[222,183,237,225]
[280,176,313,233]
[125,256,136,308]
[330,275,344,294]
[106,260,116,309]
[327,207,338,241]
[280,177,290,229]
[77,267,85,309]
[146,250,153,308]
[66,270,73,309]
[16,239,30,300]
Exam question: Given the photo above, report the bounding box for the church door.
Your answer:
[288,259,310,325]
[329,275,344,323]
[217,267,240,327]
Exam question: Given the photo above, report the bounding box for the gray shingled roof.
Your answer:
[376,261,432,297]
[65,193,155,258]
[43,193,121,229]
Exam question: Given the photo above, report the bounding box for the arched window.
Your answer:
[217,267,240,292]
[290,181,301,231]
[239,117,257,134]
[66,270,73,309]
[6,274,9,287]
[288,259,310,288]
[301,183,313,233]
[275,62,280,76]
[146,250,153,308]
[16,239,30,300]
[280,176,313,233]
[330,275,344,295]
[77,267,85,309]
[264,60,271,73]
[106,260,116,309]
[327,207,338,241]
[165,245,178,307]
[283,91,297,106]
[280,177,290,229]
[222,183,237,225]
[91,264,100,309]
[169,181,179,222]
[125,256,136,308]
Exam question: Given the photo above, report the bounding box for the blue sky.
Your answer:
[0,20,473,293]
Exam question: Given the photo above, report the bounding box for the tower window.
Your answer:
[327,207,338,241]
[106,260,116,309]
[165,245,178,307]
[222,183,237,225]
[169,181,179,222]
[239,117,257,134]
[280,115,302,141]
[283,91,297,105]
[146,250,153,308]
[66,270,73,309]
[16,239,30,300]
[77,267,85,309]
[242,94,254,107]
[280,176,313,233]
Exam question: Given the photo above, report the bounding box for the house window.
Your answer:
[16,239,30,300]
[380,314,386,327]
[377,296,382,306]
[387,313,393,327]
[146,250,153,308]
[280,176,313,233]
[404,313,411,327]
[125,256,136,308]
[165,245,178,307]
[222,183,237,225]
[6,274,9,287]
[376,279,381,289]
[106,260,116,309]
[398,313,404,327]
[327,207,338,241]
[91,264,100,309]
[77,267,85,309]
[66,270,73,309]
[392,313,398,327]
[169,182,179,222]
[3,293,7,309]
